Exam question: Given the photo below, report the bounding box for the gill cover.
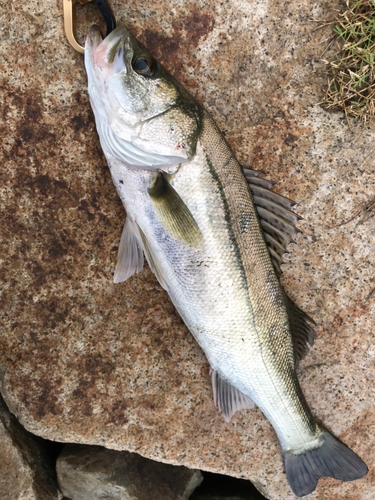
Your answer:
[85,26,202,171]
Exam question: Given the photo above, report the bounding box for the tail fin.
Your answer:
[283,430,368,497]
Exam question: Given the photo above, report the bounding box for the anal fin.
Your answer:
[114,217,144,283]
[211,369,255,423]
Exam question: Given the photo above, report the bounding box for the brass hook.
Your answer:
[63,0,116,54]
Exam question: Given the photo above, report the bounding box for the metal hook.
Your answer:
[63,0,116,54]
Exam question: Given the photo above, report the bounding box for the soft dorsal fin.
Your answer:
[243,168,316,361]
[211,369,255,423]
[114,218,144,283]
[242,167,301,277]
[148,172,202,248]
[285,293,316,364]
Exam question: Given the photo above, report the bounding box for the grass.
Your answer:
[320,0,375,123]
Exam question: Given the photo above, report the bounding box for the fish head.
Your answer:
[85,26,202,171]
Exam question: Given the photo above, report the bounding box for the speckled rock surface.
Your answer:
[56,444,202,500]
[0,396,61,500]
[0,1,374,500]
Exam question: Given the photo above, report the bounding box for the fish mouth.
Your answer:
[86,25,103,51]
[86,26,128,69]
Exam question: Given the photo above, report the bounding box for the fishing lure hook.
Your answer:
[63,0,116,54]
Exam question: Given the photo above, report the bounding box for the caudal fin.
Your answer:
[283,430,368,497]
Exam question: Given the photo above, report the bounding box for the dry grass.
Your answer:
[320,0,375,123]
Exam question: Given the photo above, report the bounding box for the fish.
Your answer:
[84,25,368,497]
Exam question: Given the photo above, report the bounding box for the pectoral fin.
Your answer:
[148,172,202,247]
[211,369,255,423]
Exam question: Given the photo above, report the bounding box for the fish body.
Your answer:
[85,26,367,496]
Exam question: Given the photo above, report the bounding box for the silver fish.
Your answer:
[84,25,367,496]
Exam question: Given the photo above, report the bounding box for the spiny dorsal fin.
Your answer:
[285,293,316,364]
[114,218,144,283]
[211,369,255,423]
[243,167,301,277]
[148,172,202,248]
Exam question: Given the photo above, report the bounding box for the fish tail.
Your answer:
[283,429,367,497]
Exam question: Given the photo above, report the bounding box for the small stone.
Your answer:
[0,395,61,500]
[56,444,203,500]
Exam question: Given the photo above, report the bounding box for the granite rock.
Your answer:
[0,396,61,500]
[56,444,203,500]
[0,0,374,499]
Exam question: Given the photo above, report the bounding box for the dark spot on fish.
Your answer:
[119,180,124,184]
[224,156,233,168]
[239,211,251,235]
[269,325,276,338]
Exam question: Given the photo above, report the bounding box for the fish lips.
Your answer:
[85,26,129,76]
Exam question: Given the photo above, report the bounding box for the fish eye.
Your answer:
[132,55,155,76]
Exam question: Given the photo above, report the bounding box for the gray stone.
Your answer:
[0,395,61,500]
[56,444,203,500]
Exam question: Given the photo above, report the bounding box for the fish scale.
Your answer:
[85,25,368,497]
